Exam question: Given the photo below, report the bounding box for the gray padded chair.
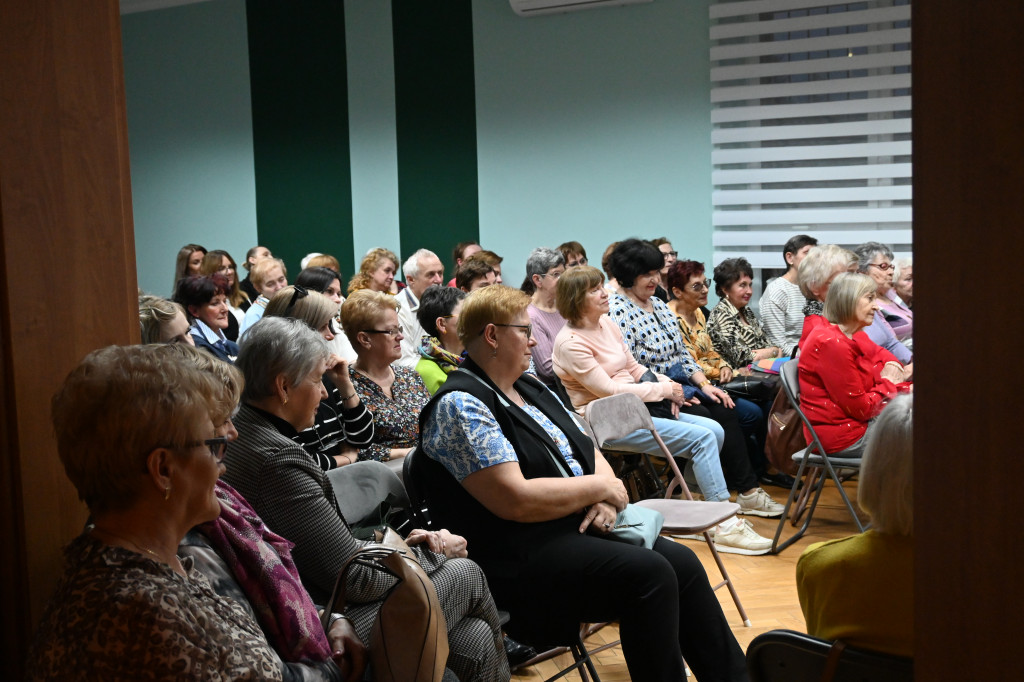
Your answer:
[771,360,867,554]
[326,460,410,528]
[583,393,751,626]
[746,629,912,682]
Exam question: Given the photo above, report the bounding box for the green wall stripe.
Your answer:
[392,0,479,274]
[246,0,353,278]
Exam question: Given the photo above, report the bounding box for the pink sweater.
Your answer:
[552,316,675,412]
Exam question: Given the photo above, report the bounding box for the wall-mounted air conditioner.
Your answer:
[510,0,653,18]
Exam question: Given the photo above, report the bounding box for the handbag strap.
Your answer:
[320,546,397,630]
[820,639,848,682]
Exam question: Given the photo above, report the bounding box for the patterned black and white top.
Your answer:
[292,375,374,471]
[706,297,771,369]
[608,293,701,377]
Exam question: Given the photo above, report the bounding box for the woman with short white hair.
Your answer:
[796,394,914,656]
[797,272,912,457]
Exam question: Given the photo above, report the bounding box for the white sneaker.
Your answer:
[712,519,772,555]
[737,487,786,518]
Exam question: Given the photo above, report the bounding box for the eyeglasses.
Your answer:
[868,262,894,272]
[689,278,711,292]
[217,265,235,273]
[484,323,533,340]
[285,285,310,315]
[567,257,588,267]
[663,251,678,259]
[540,271,563,280]
[169,436,229,462]
[362,328,402,337]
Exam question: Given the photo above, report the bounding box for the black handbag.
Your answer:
[719,374,779,403]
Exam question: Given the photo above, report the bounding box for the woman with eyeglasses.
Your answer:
[222,317,508,682]
[706,257,782,371]
[27,345,287,679]
[853,242,913,363]
[418,285,749,682]
[341,289,431,463]
[521,247,567,387]
[199,249,249,341]
[265,286,374,471]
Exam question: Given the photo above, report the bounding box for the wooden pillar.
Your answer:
[914,1,1024,677]
[0,0,137,675]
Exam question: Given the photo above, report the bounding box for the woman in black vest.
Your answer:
[419,286,748,682]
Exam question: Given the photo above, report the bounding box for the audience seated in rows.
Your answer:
[759,234,818,357]
[551,267,774,555]
[221,317,509,682]
[798,272,912,458]
[415,285,467,395]
[395,248,445,368]
[419,285,750,681]
[173,274,239,363]
[264,285,375,471]
[521,247,567,388]
[341,290,431,464]
[797,394,913,657]
[239,257,288,337]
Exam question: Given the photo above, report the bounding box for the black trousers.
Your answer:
[490,534,749,682]
[681,401,760,493]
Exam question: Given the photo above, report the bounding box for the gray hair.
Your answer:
[525,247,565,278]
[853,241,895,273]
[859,394,913,535]
[403,248,439,280]
[892,256,912,282]
[237,317,329,402]
[797,244,858,299]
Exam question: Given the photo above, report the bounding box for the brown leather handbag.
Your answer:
[322,529,449,682]
[765,388,807,476]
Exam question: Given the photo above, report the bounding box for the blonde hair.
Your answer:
[51,345,221,514]
[347,248,398,294]
[307,253,341,272]
[139,294,185,344]
[824,272,876,326]
[858,394,913,535]
[251,257,287,291]
[340,288,400,346]
[797,244,858,299]
[265,286,336,332]
[156,344,243,425]
[457,285,530,347]
[556,266,605,325]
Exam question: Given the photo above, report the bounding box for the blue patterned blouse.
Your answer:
[607,293,701,377]
[423,391,585,482]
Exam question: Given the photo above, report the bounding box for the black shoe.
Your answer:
[504,635,539,670]
[759,471,797,489]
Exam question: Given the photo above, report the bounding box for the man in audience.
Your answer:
[446,241,481,287]
[239,245,272,305]
[465,250,504,284]
[456,259,497,292]
[239,257,287,337]
[396,248,445,368]
[558,241,588,268]
[760,234,818,357]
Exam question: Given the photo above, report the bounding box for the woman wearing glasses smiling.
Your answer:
[341,289,432,464]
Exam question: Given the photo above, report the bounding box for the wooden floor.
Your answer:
[511,478,865,681]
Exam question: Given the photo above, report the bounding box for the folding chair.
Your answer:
[403,446,613,681]
[583,393,751,627]
[771,360,867,554]
[746,629,912,682]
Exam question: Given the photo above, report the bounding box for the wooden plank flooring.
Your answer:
[511,479,865,681]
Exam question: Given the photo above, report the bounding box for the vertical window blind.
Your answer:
[709,0,911,288]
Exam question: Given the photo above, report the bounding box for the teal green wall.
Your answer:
[123,0,257,297]
[472,0,715,285]
[246,0,353,280]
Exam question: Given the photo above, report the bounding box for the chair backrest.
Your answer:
[778,360,829,458]
[746,629,913,682]
[326,460,410,525]
[402,446,436,530]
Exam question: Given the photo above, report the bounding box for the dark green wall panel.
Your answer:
[246,0,353,278]
[392,0,479,270]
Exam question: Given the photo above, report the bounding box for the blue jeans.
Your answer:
[602,415,729,503]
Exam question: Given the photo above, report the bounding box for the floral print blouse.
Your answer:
[706,297,771,369]
[349,365,430,462]
[674,307,732,381]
